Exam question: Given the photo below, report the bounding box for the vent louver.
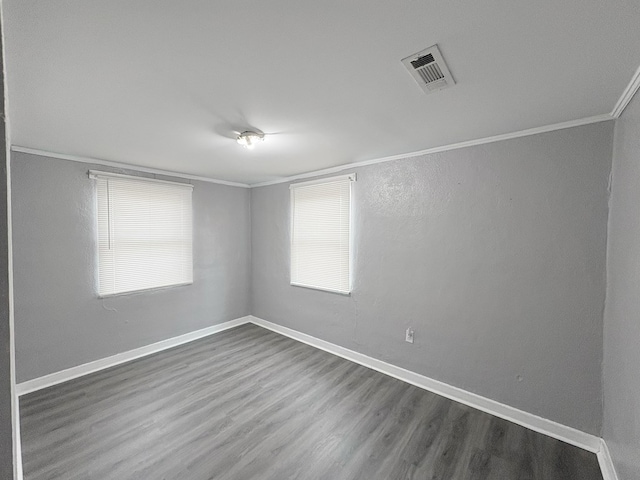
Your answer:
[402,45,455,94]
[410,53,435,69]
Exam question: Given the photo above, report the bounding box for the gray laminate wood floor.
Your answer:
[20,324,603,480]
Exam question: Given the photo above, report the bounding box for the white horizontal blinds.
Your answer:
[291,176,353,294]
[94,173,193,296]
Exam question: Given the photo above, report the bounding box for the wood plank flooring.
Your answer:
[20,324,603,480]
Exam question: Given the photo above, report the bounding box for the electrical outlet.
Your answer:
[405,328,414,344]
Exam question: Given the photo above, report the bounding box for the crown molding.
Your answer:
[251,113,613,187]
[12,111,618,190]
[611,65,640,118]
[10,62,640,189]
[10,146,252,188]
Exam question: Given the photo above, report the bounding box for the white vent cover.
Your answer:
[402,44,455,94]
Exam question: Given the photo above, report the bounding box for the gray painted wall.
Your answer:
[12,151,251,383]
[252,122,613,435]
[0,18,15,477]
[603,90,640,479]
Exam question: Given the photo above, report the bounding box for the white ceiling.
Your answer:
[4,0,640,185]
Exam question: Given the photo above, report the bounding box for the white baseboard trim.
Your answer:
[16,314,603,458]
[16,316,252,396]
[249,316,602,454]
[597,439,620,480]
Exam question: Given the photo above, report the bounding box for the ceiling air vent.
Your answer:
[401,44,455,94]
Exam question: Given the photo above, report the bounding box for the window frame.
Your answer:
[90,170,194,298]
[289,173,355,295]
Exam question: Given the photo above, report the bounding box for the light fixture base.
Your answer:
[236,131,265,149]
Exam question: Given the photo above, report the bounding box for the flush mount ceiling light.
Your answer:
[236,131,265,150]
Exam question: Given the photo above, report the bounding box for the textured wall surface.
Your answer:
[0,20,15,477]
[12,152,251,382]
[252,122,613,435]
[603,90,640,479]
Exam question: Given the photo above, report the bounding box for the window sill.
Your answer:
[98,282,193,299]
[290,282,351,296]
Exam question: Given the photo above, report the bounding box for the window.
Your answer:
[90,171,193,296]
[290,174,355,294]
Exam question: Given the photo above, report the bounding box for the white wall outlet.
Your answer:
[405,328,414,344]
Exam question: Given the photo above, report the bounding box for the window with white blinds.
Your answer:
[290,174,355,294]
[90,171,193,296]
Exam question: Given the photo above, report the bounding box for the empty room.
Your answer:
[0,1,639,479]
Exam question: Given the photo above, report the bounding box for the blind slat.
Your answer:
[95,176,193,296]
[290,177,352,294]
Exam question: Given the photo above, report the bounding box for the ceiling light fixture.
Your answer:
[236,131,265,150]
